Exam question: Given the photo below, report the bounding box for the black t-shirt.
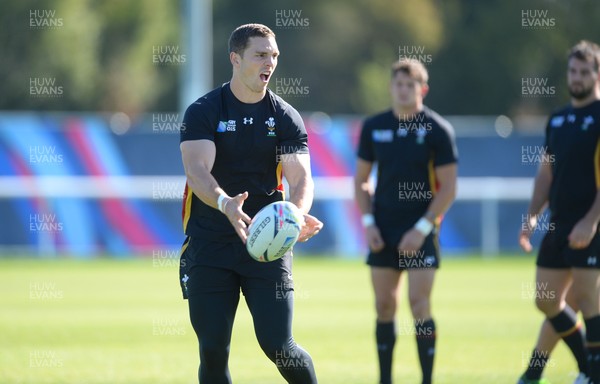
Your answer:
[180,83,308,241]
[545,100,600,225]
[357,107,458,232]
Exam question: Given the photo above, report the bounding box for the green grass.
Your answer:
[0,255,584,383]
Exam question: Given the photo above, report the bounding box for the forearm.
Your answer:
[185,162,227,210]
[288,176,313,214]
[527,171,551,216]
[354,180,373,215]
[425,184,456,222]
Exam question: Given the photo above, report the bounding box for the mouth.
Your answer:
[260,71,271,83]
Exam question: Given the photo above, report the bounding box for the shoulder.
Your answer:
[363,110,394,129]
[185,85,223,116]
[268,90,301,118]
[423,106,454,136]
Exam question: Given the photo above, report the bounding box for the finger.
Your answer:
[234,223,248,244]
[240,211,252,225]
[238,191,249,201]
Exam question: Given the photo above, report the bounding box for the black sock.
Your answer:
[585,315,600,383]
[548,307,588,375]
[415,318,436,384]
[376,321,396,384]
[524,349,550,380]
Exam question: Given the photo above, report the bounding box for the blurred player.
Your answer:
[178,23,322,383]
[519,40,600,384]
[355,59,458,384]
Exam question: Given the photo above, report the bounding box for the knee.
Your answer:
[375,297,397,321]
[535,295,561,316]
[409,294,430,319]
[199,343,229,370]
[574,293,600,318]
[255,332,289,361]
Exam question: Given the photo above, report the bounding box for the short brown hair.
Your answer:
[391,59,428,84]
[568,40,600,72]
[228,23,276,55]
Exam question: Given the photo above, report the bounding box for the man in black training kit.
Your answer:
[178,23,323,384]
[519,40,600,384]
[355,59,458,384]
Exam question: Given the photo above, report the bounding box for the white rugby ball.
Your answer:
[246,201,303,262]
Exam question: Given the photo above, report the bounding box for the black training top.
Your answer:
[545,100,600,224]
[180,82,308,241]
[357,106,458,228]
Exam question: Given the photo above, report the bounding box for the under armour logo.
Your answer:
[182,274,189,283]
[567,114,576,123]
[588,256,597,266]
[243,117,253,125]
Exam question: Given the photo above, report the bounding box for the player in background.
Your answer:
[519,40,600,384]
[355,59,458,384]
[179,23,322,383]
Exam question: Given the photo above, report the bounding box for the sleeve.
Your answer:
[357,119,374,162]
[431,120,458,167]
[179,101,215,143]
[278,105,309,154]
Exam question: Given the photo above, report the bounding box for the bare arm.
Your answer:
[281,153,322,242]
[354,158,385,252]
[398,163,457,253]
[180,139,251,242]
[354,158,374,216]
[527,161,552,218]
[425,163,457,222]
[519,161,552,252]
[281,153,313,214]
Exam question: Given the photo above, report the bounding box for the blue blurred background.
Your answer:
[3,0,597,258]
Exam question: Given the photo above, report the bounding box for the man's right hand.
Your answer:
[365,225,385,252]
[518,214,536,253]
[222,192,252,243]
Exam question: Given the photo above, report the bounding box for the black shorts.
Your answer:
[178,236,294,299]
[537,227,600,269]
[367,232,439,271]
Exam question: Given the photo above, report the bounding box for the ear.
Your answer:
[421,83,430,98]
[230,51,241,68]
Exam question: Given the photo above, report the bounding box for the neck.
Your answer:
[229,75,266,104]
[393,103,423,120]
[571,89,600,108]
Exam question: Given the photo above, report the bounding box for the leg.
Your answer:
[188,290,240,384]
[522,281,576,381]
[536,267,588,380]
[244,287,317,384]
[408,269,436,384]
[371,266,403,384]
[534,267,572,317]
[181,238,242,384]
[571,268,600,383]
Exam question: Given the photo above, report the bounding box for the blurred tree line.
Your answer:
[2,0,600,117]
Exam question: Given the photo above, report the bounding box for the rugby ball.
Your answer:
[246,201,303,262]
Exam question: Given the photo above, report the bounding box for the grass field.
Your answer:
[0,255,584,383]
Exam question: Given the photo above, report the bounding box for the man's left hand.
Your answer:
[398,228,426,254]
[568,218,597,249]
[297,214,323,242]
